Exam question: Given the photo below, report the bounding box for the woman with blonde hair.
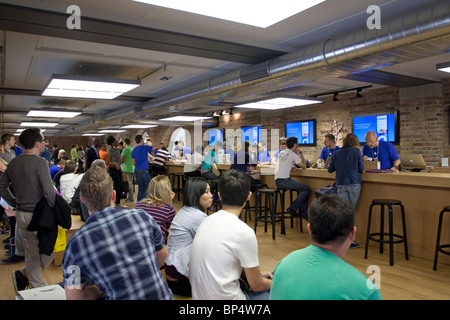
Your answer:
[134,175,176,242]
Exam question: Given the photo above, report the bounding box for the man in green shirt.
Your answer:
[121,138,135,203]
[70,145,78,161]
[270,195,382,300]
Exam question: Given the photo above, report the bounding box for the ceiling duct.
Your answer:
[240,61,271,83]
[139,2,449,111]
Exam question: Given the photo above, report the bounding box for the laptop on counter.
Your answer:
[398,154,428,170]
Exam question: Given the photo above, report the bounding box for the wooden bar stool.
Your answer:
[278,188,304,233]
[433,206,450,270]
[254,188,285,240]
[169,173,184,201]
[364,199,409,266]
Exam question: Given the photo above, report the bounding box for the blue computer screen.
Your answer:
[241,125,261,145]
[285,120,316,146]
[352,112,397,144]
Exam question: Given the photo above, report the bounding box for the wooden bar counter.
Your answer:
[165,161,450,265]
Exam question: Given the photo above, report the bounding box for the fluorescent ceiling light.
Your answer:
[20,122,58,127]
[27,110,82,118]
[437,62,450,73]
[98,129,127,133]
[42,74,141,99]
[82,133,105,136]
[132,0,326,28]
[120,124,159,129]
[159,116,213,122]
[235,96,323,110]
[16,129,45,133]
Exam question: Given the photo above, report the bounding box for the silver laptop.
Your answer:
[398,154,427,168]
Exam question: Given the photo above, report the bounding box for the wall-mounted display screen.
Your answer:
[208,128,223,145]
[285,119,316,146]
[241,125,261,145]
[352,111,398,144]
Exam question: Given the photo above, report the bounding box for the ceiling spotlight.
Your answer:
[212,111,221,117]
[333,93,339,102]
[355,89,362,98]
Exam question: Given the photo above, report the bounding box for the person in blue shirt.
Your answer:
[223,141,235,164]
[257,141,271,165]
[312,133,340,168]
[132,135,153,201]
[271,137,287,164]
[176,141,192,160]
[362,131,400,171]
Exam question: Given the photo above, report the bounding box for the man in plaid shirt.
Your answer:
[62,167,172,300]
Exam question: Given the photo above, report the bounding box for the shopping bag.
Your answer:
[53,227,67,253]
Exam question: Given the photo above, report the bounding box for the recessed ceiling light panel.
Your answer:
[235,96,322,110]
[132,0,326,28]
[42,74,141,99]
[159,116,213,122]
[27,110,82,118]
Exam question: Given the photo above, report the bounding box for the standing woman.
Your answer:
[165,177,213,296]
[327,133,364,247]
[134,175,176,242]
[106,136,122,205]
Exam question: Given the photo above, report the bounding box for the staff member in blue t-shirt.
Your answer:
[312,133,340,168]
[132,135,153,201]
[362,131,401,171]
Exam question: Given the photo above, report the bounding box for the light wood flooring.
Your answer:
[1,198,449,300]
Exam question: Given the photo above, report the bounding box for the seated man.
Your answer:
[270,195,382,300]
[274,136,311,220]
[257,141,272,165]
[311,133,340,168]
[189,169,272,300]
[62,167,173,300]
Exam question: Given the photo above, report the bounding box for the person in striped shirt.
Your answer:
[134,175,176,242]
[151,145,171,176]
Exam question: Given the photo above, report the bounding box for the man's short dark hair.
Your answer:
[286,136,298,149]
[106,135,116,145]
[183,177,209,211]
[218,169,250,207]
[124,138,131,145]
[308,195,354,245]
[135,135,143,144]
[19,128,42,150]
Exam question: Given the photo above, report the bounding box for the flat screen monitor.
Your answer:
[352,111,398,145]
[285,120,316,146]
[208,128,223,145]
[241,125,261,145]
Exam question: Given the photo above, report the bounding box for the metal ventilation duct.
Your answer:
[139,1,450,114]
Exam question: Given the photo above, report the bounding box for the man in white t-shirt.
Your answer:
[274,136,311,220]
[189,169,272,300]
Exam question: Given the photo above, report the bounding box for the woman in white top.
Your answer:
[165,177,213,296]
[59,160,84,204]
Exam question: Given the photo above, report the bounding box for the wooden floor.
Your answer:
[1,198,449,300]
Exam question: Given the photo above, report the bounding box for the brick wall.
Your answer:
[79,78,450,168]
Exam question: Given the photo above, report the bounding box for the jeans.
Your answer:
[135,169,151,201]
[337,184,361,211]
[275,178,311,218]
[245,290,270,300]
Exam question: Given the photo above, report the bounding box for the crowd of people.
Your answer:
[0,128,395,300]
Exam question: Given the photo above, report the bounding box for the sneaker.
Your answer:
[286,208,300,218]
[12,270,29,295]
[350,242,359,248]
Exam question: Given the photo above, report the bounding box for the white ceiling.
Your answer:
[0,0,449,136]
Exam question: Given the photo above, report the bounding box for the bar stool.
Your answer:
[364,199,409,266]
[169,173,184,201]
[254,188,285,240]
[243,183,268,222]
[433,206,450,270]
[206,179,221,214]
[278,188,304,233]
